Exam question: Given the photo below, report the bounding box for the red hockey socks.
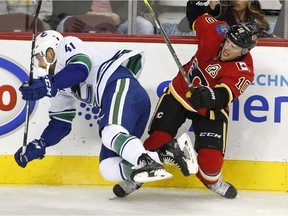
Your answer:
[196,148,224,185]
[144,130,173,150]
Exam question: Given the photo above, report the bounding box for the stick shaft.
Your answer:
[143,0,193,89]
[21,0,43,157]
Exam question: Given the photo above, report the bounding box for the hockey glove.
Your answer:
[186,86,217,110]
[19,75,58,101]
[14,138,47,168]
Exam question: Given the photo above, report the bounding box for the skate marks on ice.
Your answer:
[0,186,287,215]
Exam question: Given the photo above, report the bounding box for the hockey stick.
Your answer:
[143,0,194,91]
[21,0,43,160]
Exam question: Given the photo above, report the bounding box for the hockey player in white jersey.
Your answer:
[14,30,197,197]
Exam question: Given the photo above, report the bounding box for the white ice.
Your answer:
[0,186,287,215]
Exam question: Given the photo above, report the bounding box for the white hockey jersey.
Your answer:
[49,36,145,122]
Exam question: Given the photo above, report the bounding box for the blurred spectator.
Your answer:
[48,0,92,31]
[182,0,275,38]
[0,0,53,30]
[55,0,118,33]
[86,0,120,25]
[216,0,273,37]
[109,0,155,34]
[49,0,154,34]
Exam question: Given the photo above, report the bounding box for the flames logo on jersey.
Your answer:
[205,64,221,78]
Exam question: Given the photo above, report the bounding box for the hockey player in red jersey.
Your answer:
[142,0,259,199]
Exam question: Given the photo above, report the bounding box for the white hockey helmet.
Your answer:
[34,30,63,64]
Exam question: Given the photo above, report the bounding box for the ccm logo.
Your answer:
[199,132,222,138]
[44,77,52,96]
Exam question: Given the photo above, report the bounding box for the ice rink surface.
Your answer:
[0,185,287,215]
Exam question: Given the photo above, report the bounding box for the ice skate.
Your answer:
[158,133,198,176]
[113,178,142,198]
[130,153,173,183]
[205,178,238,199]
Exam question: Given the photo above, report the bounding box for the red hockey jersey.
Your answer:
[169,14,255,121]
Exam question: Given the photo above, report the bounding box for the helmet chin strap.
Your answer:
[240,48,249,56]
[45,63,51,75]
[43,54,56,75]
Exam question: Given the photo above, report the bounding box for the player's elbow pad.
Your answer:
[53,64,89,90]
[186,1,206,30]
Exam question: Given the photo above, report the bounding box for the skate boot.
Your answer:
[205,178,238,199]
[113,178,142,198]
[130,153,173,183]
[157,133,198,176]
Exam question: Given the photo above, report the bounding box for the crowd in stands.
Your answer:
[0,0,53,31]
[0,0,283,37]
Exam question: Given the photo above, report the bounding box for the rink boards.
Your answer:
[0,34,288,191]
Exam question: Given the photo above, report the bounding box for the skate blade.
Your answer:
[133,169,173,183]
[178,133,199,174]
[109,196,118,200]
